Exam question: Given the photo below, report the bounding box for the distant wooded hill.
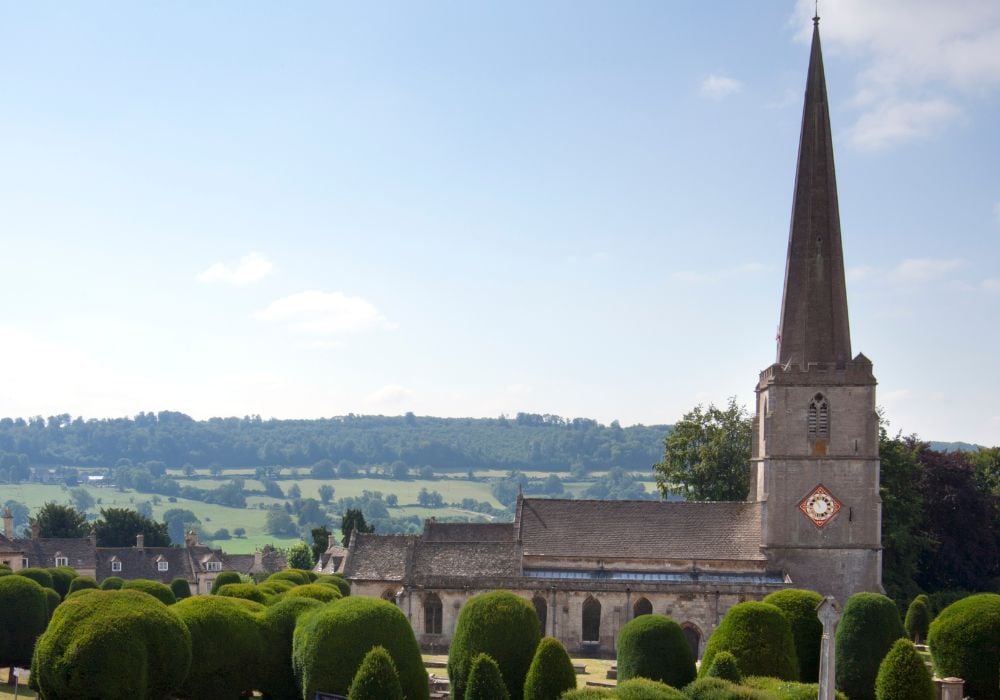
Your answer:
[0,412,670,473]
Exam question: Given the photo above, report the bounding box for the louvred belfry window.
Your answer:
[808,394,829,438]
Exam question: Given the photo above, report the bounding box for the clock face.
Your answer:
[798,485,842,528]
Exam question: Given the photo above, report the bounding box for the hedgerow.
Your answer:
[699,602,798,681]
[761,589,823,682]
[349,645,404,700]
[122,578,177,605]
[617,614,695,688]
[835,593,905,700]
[523,636,577,700]
[927,593,1000,700]
[0,574,49,668]
[616,678,687,699]
[874,639,934,700]
[743,676,848,700]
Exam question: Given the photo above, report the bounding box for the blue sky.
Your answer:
[1,1,998,445]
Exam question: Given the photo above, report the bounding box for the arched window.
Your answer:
[808,394,830,439]
[424,593,443,635]
[382,588,399,604]
[682,623,702,660]
[532,595,547,636]
[582,596,601,643]
[632,597,652,618]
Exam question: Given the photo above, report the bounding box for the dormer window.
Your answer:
[55,556,68,567]
[808,394,830,439]
[111,560,122,572]
[158,560,169,572]
[205,561,222,572]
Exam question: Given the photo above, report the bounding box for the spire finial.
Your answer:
[813,0,820,25]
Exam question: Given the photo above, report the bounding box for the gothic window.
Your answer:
[808,394,829,439]
[582,596,601,643]
[632,597,652,618]
[533,595,547,636]
[424,593,443,635]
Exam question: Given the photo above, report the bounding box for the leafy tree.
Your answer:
[465,653,510,700]
[233,527,246,538]
[654,398,751,501]
[341,508,373,546]
[878,430,929,604]
[296,498,326,527]
[69,487,95,513]
[875,639,934,700]
[349,645,403,700]
[318,484,334,503]
[266,510,297,537]
[391,461,410,480]
[30,502,88,538]
[584,468,655,500]
[287,541,315,570]
[524,636,576,700]
[93,507,170,547]
[835,593,906,700]
[311,525,332,561]
[163,508,200,546]
[287,484,302,500]
[311,459,336,478]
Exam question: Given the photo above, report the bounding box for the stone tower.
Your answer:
[750,16,882,603]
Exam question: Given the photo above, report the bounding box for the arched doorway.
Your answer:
[682,623,702,660]
[632,597,652,618]
[582,596,601,643]
[424,593,443,635]
[533,595,547,637]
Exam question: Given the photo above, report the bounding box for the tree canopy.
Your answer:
[93,507,171,547]
[31,502,89,538]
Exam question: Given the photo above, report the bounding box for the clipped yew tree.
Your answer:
[615,678,687,700]
[44,587,61,619]
[448,590,541,700]
[466,653,510,700]
[31,589,192,700]
[100,576,124,590]
[123,578,177,605]
[68,575,99,594]
[173,594,268,699]
[316,573,351,597]
[904,596,931,644]
[762,589,823,682]
[216,582,267,604]
[835,592,906,700]
[260,596,324,700]
[0,574,49,669]
[699,602,798,681]
[705,651,742,683]
[170,577,192,600]
[268,569,310,586]
[617,614,695,688]
[524,636,577,700]
[348,645,404,700]
[293,596,428,700]
[284,582,343,603]
[46,566,77,598]
[927,593,1000,700]
[210,570,242,593]
[15,567,54,590]
[875,639,934,700]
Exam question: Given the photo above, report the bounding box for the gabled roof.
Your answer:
[411,541,521,581]
[95,546,191,583]
[422,520,515,542]
[16,537,98,569]
[343,534,416,581]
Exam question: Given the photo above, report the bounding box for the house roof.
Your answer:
[515,498,766,562]
[411,541,521,581]
[315,543,349,575]
[421,520,515,542]
[95,546,191,583]
[16,537,98,569]
[343,534,416,581]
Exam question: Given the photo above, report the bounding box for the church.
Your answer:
[337,16,882,658]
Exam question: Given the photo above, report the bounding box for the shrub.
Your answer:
[15,566,54,590]
[66,588,100,600]
[682,677,765,700]
[44,587,61,619]
[259,596,324,700]
[284,582,343,603]
[170,577,192,600]
[172,595,268,699]
[928,593,1000,700]
[903,597,931,644]
[293,596,428,699]
[349,645,404,700]
[268,569,310,586]
[46,566,77,598]
[562,690,613,699]
[874,639,934,700]
[835,593,905,700]
[123,578,177,605]
[448,590,541,700]
[210,570,243,593]
[466,653,510,700]
[31,589,192,700]
[617,614,696,688]
[0,574,49,668]
[259,579,296,596]
[68,575,99,594]
[216,582,267,604]
[742,676,848,700]
[762,589,823,682]
[706,651,742,683]
[524,636,577,700]
[616,678,687,699]
[317,573,351,596]
[699,602,798,681]
[100,575,125,590]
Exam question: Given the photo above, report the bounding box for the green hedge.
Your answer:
[0,574,49,668]
[316,573,351,597]
[523,636,577,700]
[683,677,768,700]
[122,578,177,605]
[68,575,99,594]
[928,593,1000,700]
[616,678,687,699]
[466,653,510,700]
[170,577,192,600]
[448,590,541,700]
[743,676,848,700]
[835,593,905,700]
[875,639,933,700]
[268,569,310,586]
[904,597,931,644]
[762,589,823,682]
[349,645,404,700]
[31,589,192,700]
[699,602,798,681]
[293,596,428,699]
[16,567,54,590]
[66,588,101,600]
[260,596,324,700]
[172,595,268,699]
[284,582,343,603]
[46,566,77,598]
[44,587,61,619]
[210,570,243,593]
[259,579,296,596]
[216,582,267,604]
[617,614,695,689]
[100,576,125,590]
[562,690,613,699]
[706,651,742,683]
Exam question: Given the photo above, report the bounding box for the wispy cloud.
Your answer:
[700,73,743,100]
[254,290,395,335]
[889,258,964,283]
[982,278,1000,293]
[366,384,413,406]
[198,252,273,286]
[848,99,960,151]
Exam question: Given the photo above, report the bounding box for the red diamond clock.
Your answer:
[798,485,842,529]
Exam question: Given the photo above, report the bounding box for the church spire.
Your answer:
[776,18,852,368]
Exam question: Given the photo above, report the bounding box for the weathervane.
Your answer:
[814,0,820,25]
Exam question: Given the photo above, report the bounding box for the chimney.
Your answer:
[136,533,144,551]
[2,507,12,539]
[253,550,263,571]
[31,521,40,540]
[185,530,198,548]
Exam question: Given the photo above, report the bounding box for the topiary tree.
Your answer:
[15,567,54,591]
[293,596,428,699]
[928,593,1000,700]
[762,589,823,682]
[268,569,310,586]
[46,566,77,598]
[100,575,125,590]
[216,582,267,604]
[875,639,934,700]
[68,575,98,594]
[682,677,750,700]
[259,579,296,596]
[210,570,243,594]
[523,636,577,700]
[615,678,687,699]
[348,645,404,700]
[170,577,192,600]
[0,575,49,670]
[466,653,510,700]
[66,588,100,601]
[448,590,541,700]
[259,596,323,700]
[122,578,177,605]
[706,651,742,683]
[284,583,342,603]
[44,587,61,619]
[835,592,906,700]
[316,573,351,597]
[903,597,931,644]
[617,614,695,688]
[172,595,268,699]
[699,602,798,681]
[561,690,613,699]
[31,589,192,700]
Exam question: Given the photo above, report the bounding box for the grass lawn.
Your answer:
[421,654,617,689]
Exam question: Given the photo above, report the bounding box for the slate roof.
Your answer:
[95,546,190,583]
[315,543,349,575]
[422,520,515,542]
[16,537,98,570]
[411,541,521,581]
[0,533,20,554]
[515,498,765,561]
[343,534,416,581]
